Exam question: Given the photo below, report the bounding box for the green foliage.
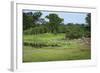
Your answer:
[23,13,33,30]
[32,11,42,24]
[65,25,85,39]
[23,11,43,30]
[63,23,91,39]
[46,14,64,33]
[24,25,48,35]
[85,13,91,25]
[85,13,91,31]
[57,25,66,33]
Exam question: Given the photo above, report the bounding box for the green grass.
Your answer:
[23,33,91,62]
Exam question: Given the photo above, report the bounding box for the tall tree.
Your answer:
[46,14,63,33]
[23,11,42,30]
[32,11,42,24]
[85,13,91,31]
[23,12,33,30]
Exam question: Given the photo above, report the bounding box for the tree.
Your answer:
[46,14,63,33]
[85,13,91,31]
[32,11,42,24]
[23,12,33,30]
[23,11,43,30]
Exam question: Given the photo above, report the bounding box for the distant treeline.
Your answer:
[23,11,91,39]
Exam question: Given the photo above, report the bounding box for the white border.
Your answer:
[11,1,97,72]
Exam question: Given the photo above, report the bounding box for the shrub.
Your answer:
[65,25,85,39]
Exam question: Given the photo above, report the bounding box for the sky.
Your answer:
[23,10,88,24]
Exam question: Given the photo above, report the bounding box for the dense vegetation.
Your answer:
[23,11,91,62]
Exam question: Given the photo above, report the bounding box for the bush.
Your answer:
[65,25,85,39]
[24,28,32,35]
[24,26,48,35]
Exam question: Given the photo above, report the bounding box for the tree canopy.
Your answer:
[46,14,63,33]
